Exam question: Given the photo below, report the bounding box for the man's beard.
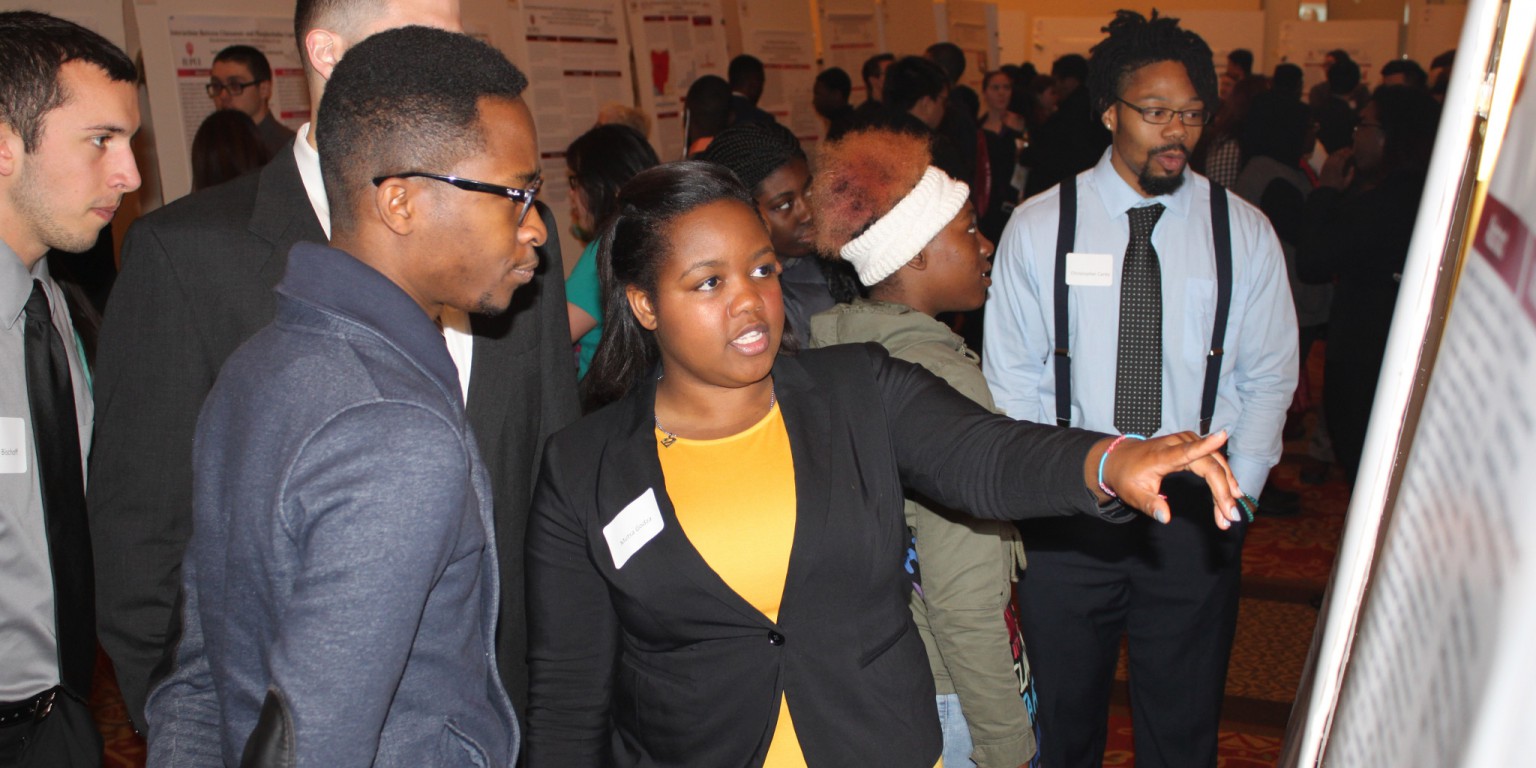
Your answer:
[1138,143,1189,196]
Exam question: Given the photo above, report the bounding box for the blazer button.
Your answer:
[767,631,785,646]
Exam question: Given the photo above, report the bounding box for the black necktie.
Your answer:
[1114,204,1165,436]
[23,279,95,696]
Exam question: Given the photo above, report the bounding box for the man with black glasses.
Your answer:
[206,45,295,155]
[92,0,577,734]
[984,12,1296,768]
[146,27,540,765]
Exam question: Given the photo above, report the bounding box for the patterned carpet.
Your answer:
[92,356,1348,768]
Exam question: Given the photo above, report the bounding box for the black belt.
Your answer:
[0,688,57,728]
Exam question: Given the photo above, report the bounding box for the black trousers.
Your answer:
[1016,473,1245,768]
[0,689,102,768]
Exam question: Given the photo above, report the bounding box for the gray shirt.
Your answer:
[0,240,93,700]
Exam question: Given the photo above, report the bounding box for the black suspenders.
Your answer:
[1052,178,1233,434]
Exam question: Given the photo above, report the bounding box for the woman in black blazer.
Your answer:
[524,162,1246,767]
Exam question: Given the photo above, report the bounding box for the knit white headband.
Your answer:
[839,166,970,286]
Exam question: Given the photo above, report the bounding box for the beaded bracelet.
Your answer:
[1097,434,1146,498]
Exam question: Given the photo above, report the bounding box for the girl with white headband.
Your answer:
[524,161,1247,768]
[807,128,1037,768]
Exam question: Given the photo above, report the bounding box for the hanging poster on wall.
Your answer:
[522,0,632,214]
[625,0,729,161]
[820,0,884,104]
[166,15,310,170]
[750,29,820,148]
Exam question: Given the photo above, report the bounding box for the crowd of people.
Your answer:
[1,3,1445,767]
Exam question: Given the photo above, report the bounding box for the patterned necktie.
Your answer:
[1114,203,1166,436]
[23,280,96,696]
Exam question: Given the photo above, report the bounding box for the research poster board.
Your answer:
[735,0,820,151]
[1279,0,1536,764]
[819,0,885,105]
[749,29,820,148]
[129,1,310,204]
[1028,16,1104,71]
[942,0,999,92]
[626,0,730,162]
[520,0,632,270]
[880,0,941,59]
[1276,19,1401,94]
[1318,23,1536,767]
[1407,0,1466,71]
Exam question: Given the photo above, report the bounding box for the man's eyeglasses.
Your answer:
[372,172,543,226]
[206,78,268,97]
[1116,98,1211,126]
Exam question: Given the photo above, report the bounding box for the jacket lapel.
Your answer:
[773,356,833,615]
[248,148,326,284]
[598,374,773,628]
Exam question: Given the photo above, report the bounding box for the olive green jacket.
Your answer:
[809,299,1036,768]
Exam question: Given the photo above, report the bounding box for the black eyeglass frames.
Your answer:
[205,78,268,97]
[1116,97,1211,127]
[372,172,543,226]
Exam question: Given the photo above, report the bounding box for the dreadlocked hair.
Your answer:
[811,128,931,256]
[695,120,806,196]
[1087,10,1217,118]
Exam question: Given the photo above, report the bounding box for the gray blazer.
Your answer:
[89,148,579,729]
[147,241,518,766]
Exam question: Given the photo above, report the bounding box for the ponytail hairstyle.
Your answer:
[580,161,761,410]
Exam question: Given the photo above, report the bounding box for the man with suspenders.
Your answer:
[982,12,1297,768]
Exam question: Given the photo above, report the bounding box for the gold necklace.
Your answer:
[655,384,776,447]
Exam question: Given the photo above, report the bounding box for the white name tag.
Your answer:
[1065,252,1114,287]
[0,417,27,474]
[604,488,665,569]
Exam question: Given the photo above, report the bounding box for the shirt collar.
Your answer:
[278,241,461,404]
[1,239,48,331]
[292,122,332,239]
[1090,147,1195,222]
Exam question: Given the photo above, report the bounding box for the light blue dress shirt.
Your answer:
[983,150,1298,496]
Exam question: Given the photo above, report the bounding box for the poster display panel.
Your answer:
[1276,19,1401,94]
[523,0,632,209]
[1321,35,1536,766]
[750,29,820,148]
[626,0,730,161]
[944,0,997,92]
[166,15,310,153]
[820,1,884,105]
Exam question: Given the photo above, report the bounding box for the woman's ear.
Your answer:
[626,284,658,331]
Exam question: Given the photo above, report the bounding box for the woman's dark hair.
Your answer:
[566,123,659,229]
[191,109,273,190]
[883,56,948,114]
[581,161,761,410]
[695,120,805,197]
[1087,10,1217,118]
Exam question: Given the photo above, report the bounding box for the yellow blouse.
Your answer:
[656,403,804,767]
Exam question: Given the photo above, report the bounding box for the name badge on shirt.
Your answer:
[0,417,26,473]
[604,488,665,569]
[1065,252,1114,287]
